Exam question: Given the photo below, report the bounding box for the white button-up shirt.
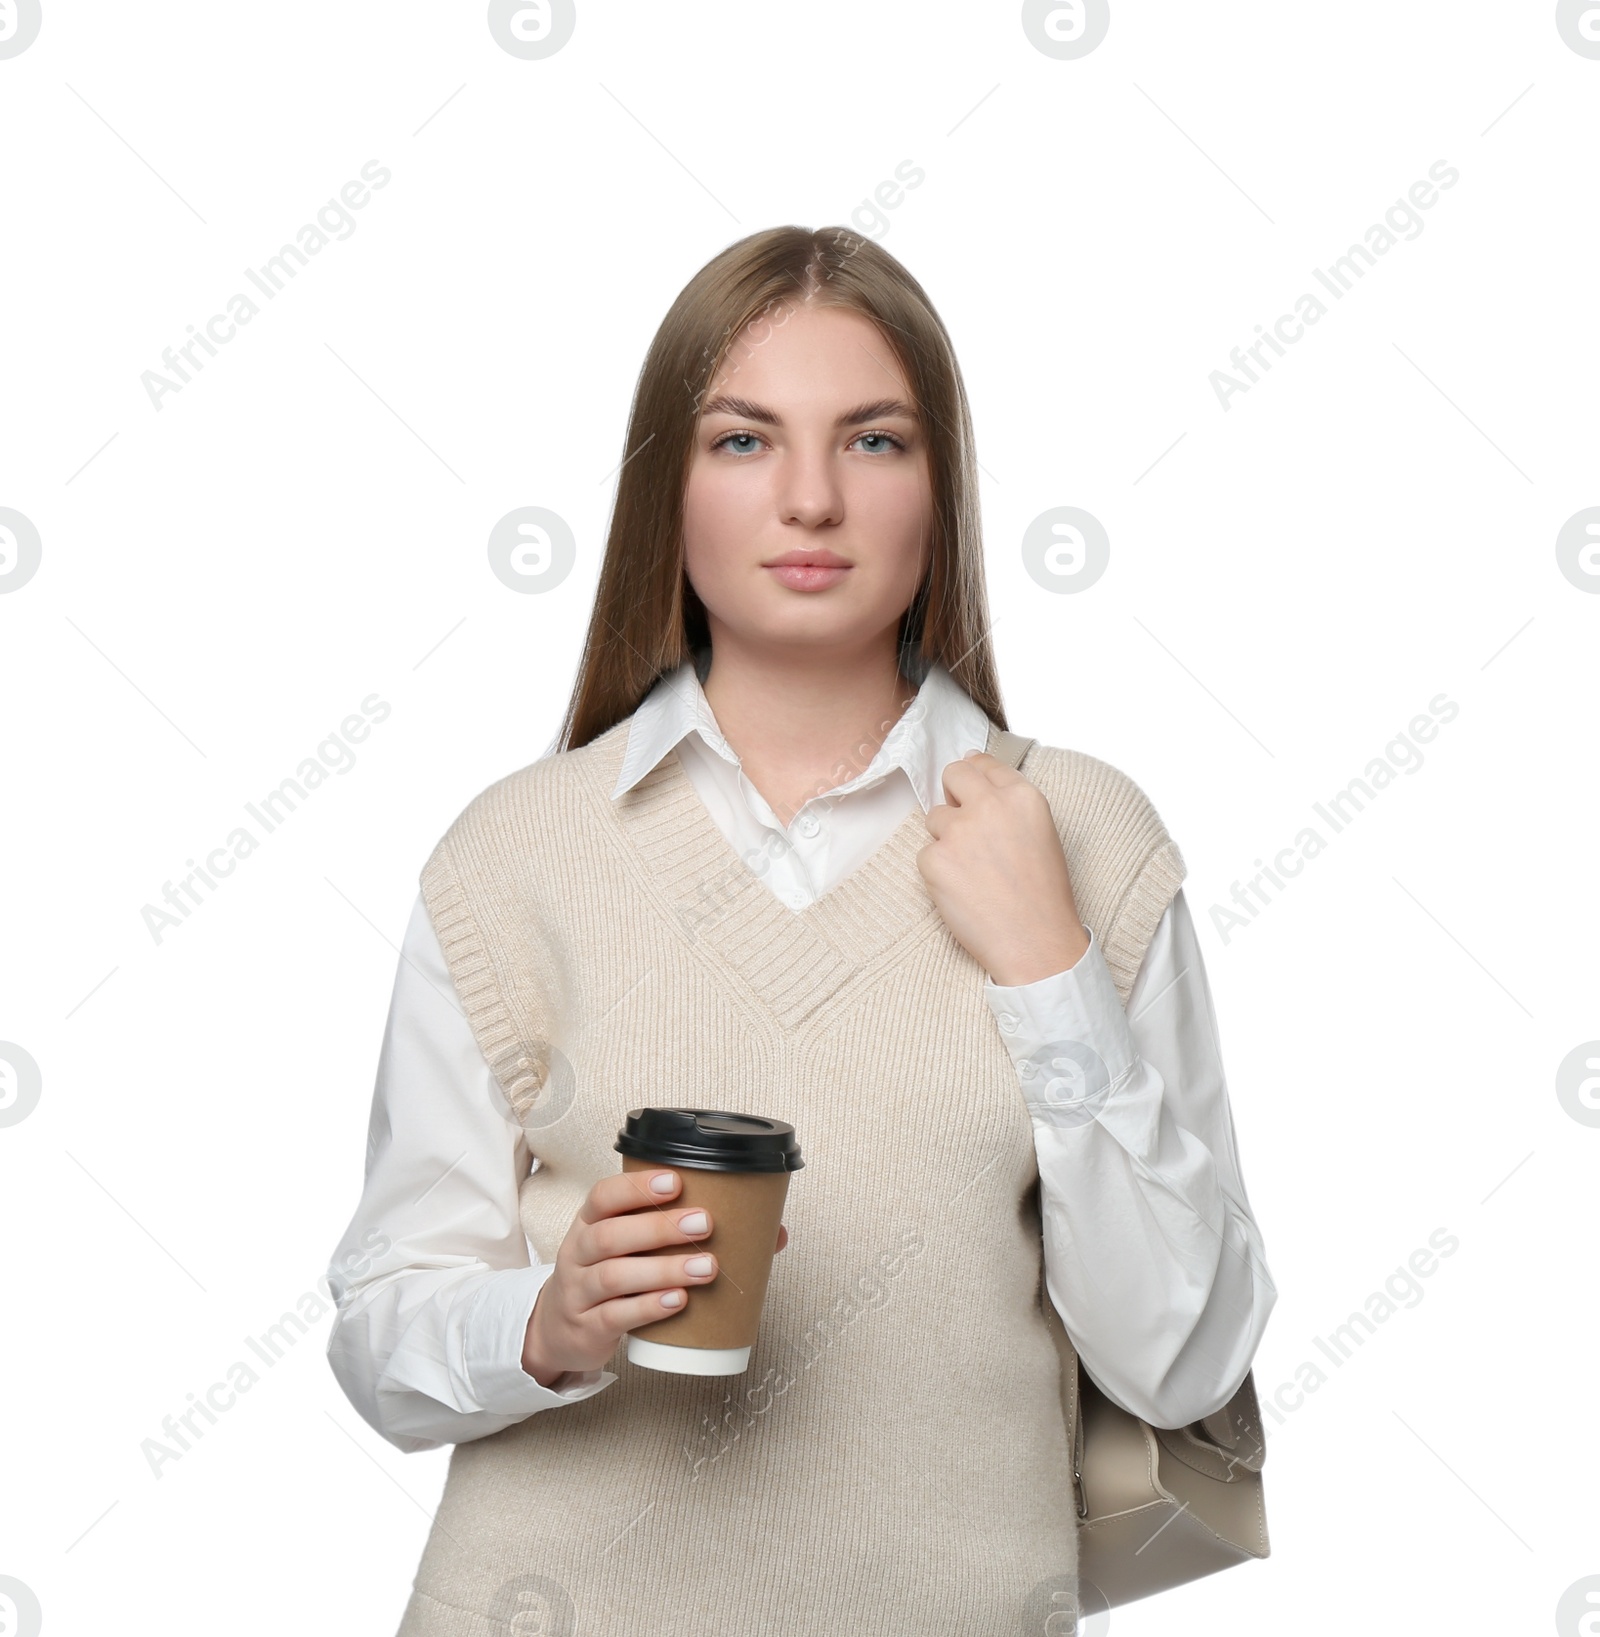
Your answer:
[325,659,1276,1452]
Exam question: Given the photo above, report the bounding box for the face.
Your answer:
[682,302,932,663]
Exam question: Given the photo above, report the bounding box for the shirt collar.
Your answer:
[611,657,994,815]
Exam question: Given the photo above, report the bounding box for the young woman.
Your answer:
[326,226,1276,1635]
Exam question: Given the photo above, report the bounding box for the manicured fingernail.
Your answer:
[660,1291,684,1308]
[649,1172,676,1194]
[679,1211,707,1234]
[684,1255,714,1276]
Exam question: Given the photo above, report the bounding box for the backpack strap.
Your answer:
[987,726,1037,772]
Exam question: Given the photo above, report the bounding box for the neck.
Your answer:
[698,630,921,827]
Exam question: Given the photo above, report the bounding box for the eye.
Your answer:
[851,430,907,455]
[710,430,766,456]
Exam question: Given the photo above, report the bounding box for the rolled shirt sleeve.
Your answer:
[983,889,1276,1428]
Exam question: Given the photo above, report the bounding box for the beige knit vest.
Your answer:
[397,713,1184,1636]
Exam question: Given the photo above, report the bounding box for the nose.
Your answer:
[777,440,845,529]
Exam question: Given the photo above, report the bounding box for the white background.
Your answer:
[1,2,1597,1633]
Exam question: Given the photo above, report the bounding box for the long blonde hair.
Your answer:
[558,224,1006,749]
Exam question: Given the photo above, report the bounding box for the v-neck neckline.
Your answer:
[588,718,1003,1028]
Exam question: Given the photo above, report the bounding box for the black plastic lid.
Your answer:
[614,1108,804,1174]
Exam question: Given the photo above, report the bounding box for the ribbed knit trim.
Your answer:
[587,719,1000,1030]
[1016,746,1188,1009]
[1100,837,1187,1004]
[419,842,548,1114]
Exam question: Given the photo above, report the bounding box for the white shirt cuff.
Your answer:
[982,927,1158,1154]
[461,1263,617,1412]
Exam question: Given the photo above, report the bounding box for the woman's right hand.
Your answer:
[520,1168,789,1387]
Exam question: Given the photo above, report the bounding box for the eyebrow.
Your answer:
[699,394,920,428]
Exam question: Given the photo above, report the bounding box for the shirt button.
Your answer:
[997,1012,1019,1034]
[796,813,820,838]
[784,889,807,910]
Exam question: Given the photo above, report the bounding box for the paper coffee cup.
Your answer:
[615,1108,803,1376]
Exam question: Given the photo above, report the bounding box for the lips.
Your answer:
[763,555,851,592]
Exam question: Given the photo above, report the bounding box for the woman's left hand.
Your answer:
[917,751,1091,988]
